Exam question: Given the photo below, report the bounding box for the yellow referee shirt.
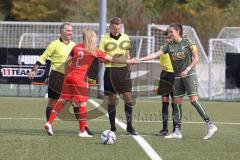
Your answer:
[159,45,174,73]
[37,39,75,74]
[99,33,131,68]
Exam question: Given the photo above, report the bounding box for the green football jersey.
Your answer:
[161,38,197,77]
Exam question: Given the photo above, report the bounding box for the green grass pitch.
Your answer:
[0,97,239,160]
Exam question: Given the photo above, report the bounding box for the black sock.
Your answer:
[73,107,79,120]
[108,104,116,130]
[46,106,52,121]
[162,102,169,131]
[125,103,133,129]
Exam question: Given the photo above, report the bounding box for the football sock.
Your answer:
[191,100,209,120]
[78,106,87,132]
[48,101,65,124]
[162,102,169,131]
[125,103,133,129]
[46,106,52,121]
[108,104,116,130]
[171,103,176,132]
[172,104,182,130]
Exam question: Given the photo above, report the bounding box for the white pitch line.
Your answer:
[88,99,162,160]
[0,117,239,125]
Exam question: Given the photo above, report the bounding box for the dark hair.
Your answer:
[110,17,122,25]
[169,23,183,37]
[164,28,170,36]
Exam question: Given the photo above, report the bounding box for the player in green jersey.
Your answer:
[139,24,217,140]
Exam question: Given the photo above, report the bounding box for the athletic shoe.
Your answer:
[110,126,116,132]
[127,127,138,135]
[44,122,53,136]
[156,129,168,136]
[85,126,94,135]
[203,124,218,140]
[78,131,93,138]
[164,132,182,139]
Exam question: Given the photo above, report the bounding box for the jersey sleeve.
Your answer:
[37,41,56,64]
[69,49,74,57]
[96,49,106,61]
[189,44,197,52]
[122,34,132,50]
[98,35,106,52]
[185,39,197,53]
[160,43,168,54]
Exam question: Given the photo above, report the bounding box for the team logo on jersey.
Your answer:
[172,52,186,61]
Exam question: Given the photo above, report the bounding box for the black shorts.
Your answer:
[157,70,175,97]
[48,70,65,99]
[104,66,132,95]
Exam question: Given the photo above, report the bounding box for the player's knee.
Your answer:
[48,98,57,106]
[162,96,169,102]
[108,95,117,105]
[189,95,198,102]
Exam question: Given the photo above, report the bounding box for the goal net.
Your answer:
[218,27,240,39]
[0,21,158,98]
[0,22,107,97]
[209,38,240,100]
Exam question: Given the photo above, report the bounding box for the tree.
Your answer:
[0,0,78,21]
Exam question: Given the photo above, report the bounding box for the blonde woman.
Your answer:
[44,28,138,137]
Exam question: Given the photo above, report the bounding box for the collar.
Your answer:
[110,33,121,40]
[60,38,70,45]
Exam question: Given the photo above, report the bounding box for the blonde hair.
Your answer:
[83,28,96,55]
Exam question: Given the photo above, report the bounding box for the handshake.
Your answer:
[112,54,142,64]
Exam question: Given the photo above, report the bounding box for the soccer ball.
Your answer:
[101,130,116,144]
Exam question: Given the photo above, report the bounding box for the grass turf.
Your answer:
[0,97,239,160]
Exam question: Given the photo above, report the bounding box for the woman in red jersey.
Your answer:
[44,28,138,137]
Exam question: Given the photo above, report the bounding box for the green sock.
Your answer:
[172,104,182,130]
[191,100,209,120]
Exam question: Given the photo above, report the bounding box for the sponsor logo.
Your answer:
[18,55,39,64]
[1,65,44,77]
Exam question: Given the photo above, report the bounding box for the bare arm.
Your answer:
[181,46,199,78]
[65,56,72,73]
[188,47,199,69]
[126,50,131,59]
[138,50,163,61]
[103,55,138,64]
[28,62,41,80]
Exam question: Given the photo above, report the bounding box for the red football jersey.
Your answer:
[60,43,106,102]
[67,43,106,77]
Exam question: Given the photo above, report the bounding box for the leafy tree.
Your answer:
[0,0,78,21]
[64,0,99,22]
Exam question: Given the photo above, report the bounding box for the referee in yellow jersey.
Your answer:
[28,22,93,135]
[99,17,138,135]
[156,29,176,136]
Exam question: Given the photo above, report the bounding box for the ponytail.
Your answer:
[169,23,183,38]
